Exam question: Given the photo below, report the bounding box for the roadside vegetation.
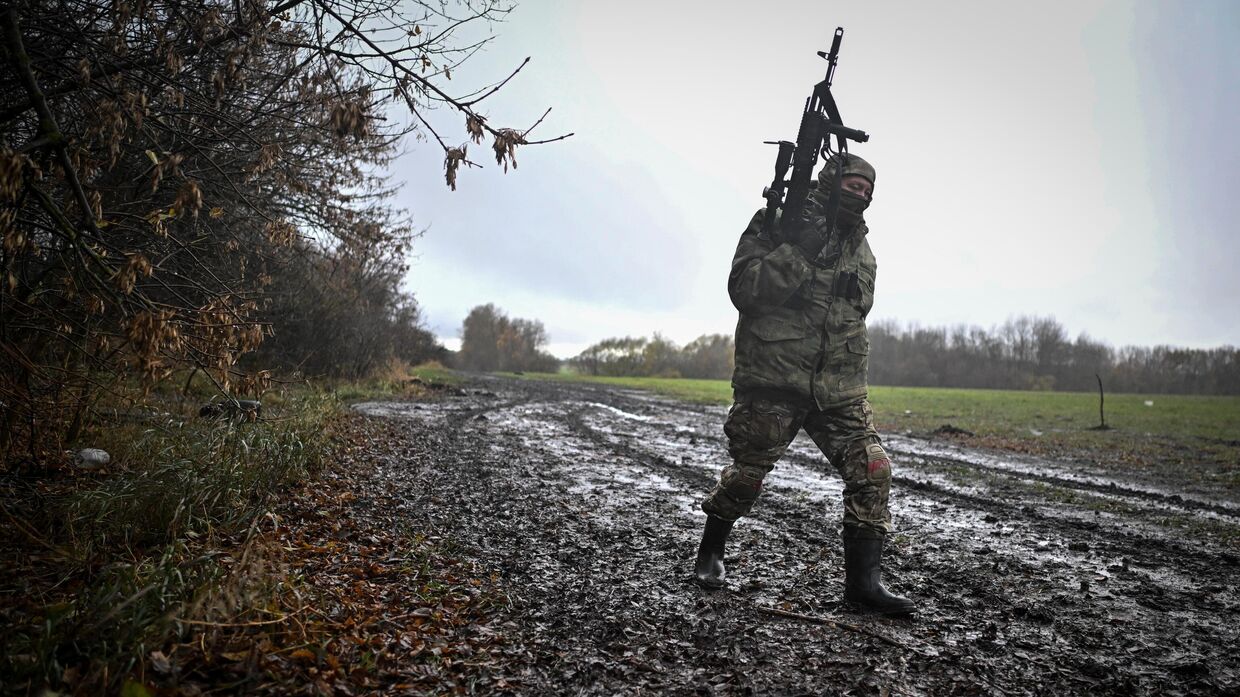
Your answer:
[1,379,338,693]
[0,363,500,694]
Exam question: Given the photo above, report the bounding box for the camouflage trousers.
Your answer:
[701,393,893,536]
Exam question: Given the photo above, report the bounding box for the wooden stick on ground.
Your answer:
[754,604,907,649]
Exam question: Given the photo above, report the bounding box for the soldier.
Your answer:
[694,153,915,615]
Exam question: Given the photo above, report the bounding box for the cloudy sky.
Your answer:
[391,0,1239,358]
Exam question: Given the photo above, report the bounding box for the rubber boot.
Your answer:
[843,531,917,615]
[694,515,734,589]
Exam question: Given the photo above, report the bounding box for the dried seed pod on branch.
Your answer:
[444,146,467,191]
[466,114,486,144]
[491,128,525,172]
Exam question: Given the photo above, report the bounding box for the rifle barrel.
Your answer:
[826,27,844,85]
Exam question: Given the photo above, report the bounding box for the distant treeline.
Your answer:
[451,305,1237,395]
[570,334,734,379]
[869,317,1239,395]
[556,316,1237,395]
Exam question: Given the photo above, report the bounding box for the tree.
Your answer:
[643,333,681,378]
[459,304,506,371]
[1,0,567,457]
[458,304,557,372]
[680,334,733,379]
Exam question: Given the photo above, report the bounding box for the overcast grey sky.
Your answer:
[392,0,1239,358]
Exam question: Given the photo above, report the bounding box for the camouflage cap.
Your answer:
[818,153,876,191]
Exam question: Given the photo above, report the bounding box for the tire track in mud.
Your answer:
[778,444,1239,565]
[886,439,1240,519]
[776,441,1240,636]
[541,388,1240,631]
[359,386,922,684]
[354,377,1240,695]
[560,410,716,491]
[496,388,1240,676]
[875,443,1240,586]
[593,386,1240,565]
[597,385,1238,511]
[598,383,1240,684]
[732,435,1230,651]
[600,387,1240,522]
[529,387,1240,584]
[558,398,860,555]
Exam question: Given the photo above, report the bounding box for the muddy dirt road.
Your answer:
[353,376,1239,695]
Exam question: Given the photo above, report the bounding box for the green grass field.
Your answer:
[501,371,1240,489]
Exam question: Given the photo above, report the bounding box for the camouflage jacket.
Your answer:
[728,209,877,409]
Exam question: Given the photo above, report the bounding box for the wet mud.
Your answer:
[352,376,1240,695]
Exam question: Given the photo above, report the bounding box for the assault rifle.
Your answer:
[761,27,870,244]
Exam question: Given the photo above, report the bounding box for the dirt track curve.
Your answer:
[352,375,1240,695]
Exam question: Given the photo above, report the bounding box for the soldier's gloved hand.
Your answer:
[789,226,825,262]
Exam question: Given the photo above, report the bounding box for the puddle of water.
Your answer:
[582,402,653,422]
[568,467,679,494]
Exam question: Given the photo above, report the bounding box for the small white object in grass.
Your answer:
[1144,400,1154,407]
[904,409,912,415]
[72,448,111,469]
[1029,428,1043,436]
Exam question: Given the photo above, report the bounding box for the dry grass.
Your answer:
[0,389,343,693]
